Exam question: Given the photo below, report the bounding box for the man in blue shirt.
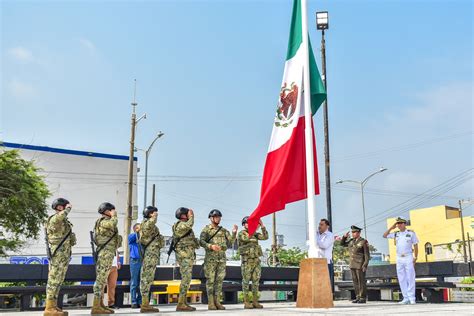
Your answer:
[129,223,142,308]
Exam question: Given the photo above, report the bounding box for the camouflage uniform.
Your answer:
[46,207,76,300]
[341,235,370,302]
[238,227,268,301]
[93,214,122,299]
[172,215,200,297]
[139,216,164,299]
[199,225,236,301]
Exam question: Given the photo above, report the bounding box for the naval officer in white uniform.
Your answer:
[383,217,419,304]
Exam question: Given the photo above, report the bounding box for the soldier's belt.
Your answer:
[399,253,413,257]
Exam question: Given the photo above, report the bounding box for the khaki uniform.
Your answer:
[341,236,370,301]
[199,224,236,300]
[45,207,76,300]
[172,216,200,297]
[139,216,164,299]
[93,215,122,299]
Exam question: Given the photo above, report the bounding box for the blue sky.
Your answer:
[1,0,472,253]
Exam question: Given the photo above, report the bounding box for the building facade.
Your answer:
[386,205,473,263]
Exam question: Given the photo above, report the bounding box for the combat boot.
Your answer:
[91,297,113,314]
[214,296,225,310]
[243,293,253,309]
[176,295,195,311]
[43,299,63,316]
[207,295,217,310]
[100,296,115,313]
[140,297,160,313]
[252,295,263,309]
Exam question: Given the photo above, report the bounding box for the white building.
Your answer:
[1,142,137,264]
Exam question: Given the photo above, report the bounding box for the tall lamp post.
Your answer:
[137,132,164,208]
[316,11,333,229]
[336,167,388,239]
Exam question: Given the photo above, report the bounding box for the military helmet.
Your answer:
[143,206,158,219]
[208,209,222,218]
[98,202,115,214]
[52,198,70,210]
[242,216,249,226]
[175,207,189,219]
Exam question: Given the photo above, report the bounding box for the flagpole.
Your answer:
[301,0,318,259]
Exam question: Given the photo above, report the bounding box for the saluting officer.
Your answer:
[199,209,237,310]
[139,206,164,313]
[341,225,370,304]
[44,198,76,316]
[238,216,268,309]
[91,202,122,315]
[173,207,200,312]
[383,217,419,305]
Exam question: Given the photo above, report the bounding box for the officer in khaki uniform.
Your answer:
[341,225,370,303]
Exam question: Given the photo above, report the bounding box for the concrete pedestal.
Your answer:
[296,258,334,308]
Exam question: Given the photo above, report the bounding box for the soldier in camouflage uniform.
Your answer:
[44,198,76,316]
[91,202,122,315]
[238,216,268,309]
[199,209,237,310]
[139,206,164,313]
[172,207,200,312]
[341,225,370,304]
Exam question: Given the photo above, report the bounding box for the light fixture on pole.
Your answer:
[142,132,164,209]
[336,167,388,239]
[316,11,328,30]
[316,11,332,231]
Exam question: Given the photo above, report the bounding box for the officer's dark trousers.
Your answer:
[350,268,367,300]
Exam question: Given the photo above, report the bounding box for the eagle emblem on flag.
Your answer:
[275,82,298,127]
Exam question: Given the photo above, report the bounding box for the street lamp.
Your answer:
[315,11,333,230]
[137,132,164,209]
[316,11,329,30]
[336,167,388,239]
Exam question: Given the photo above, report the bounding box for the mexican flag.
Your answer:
[247,0,326,235]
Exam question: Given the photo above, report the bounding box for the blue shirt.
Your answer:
[128,232,141,260]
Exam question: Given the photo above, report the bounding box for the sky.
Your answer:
[1,0,473,254]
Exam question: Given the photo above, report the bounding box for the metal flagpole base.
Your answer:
[296,258,334,308]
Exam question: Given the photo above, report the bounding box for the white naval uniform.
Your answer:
[387,230,419,302]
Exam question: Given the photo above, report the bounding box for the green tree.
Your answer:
[0,149,50,256]
[275,247,307,266]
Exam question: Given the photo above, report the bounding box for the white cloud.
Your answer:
[8,47,34,63]
[78,38,97,54]
[8,79,37,99]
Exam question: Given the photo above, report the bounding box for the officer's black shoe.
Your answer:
[131,304,139,309]
[357,300,366,304]
[108,304,118,309]
[351,299,359,303]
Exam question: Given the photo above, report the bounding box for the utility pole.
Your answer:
[123,80,146,264]
[459,200,468,263]
[272,213,277,266]
[151,184,156,207]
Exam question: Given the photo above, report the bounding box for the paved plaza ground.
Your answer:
[1,301,473,316]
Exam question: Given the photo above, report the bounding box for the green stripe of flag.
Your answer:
[286,0,326,115]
